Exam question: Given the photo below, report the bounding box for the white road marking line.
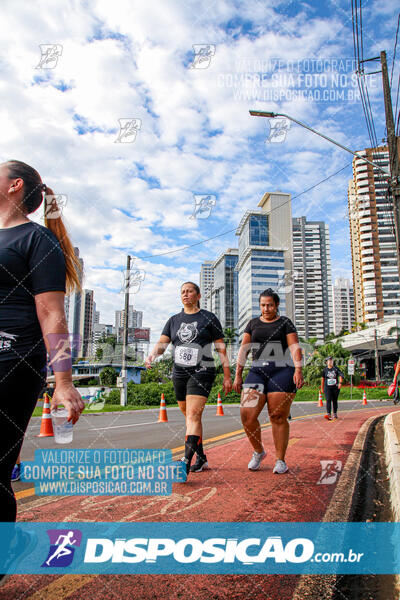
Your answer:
[89,420,164,431]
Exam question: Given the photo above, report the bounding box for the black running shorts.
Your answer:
[244,362,296,394]
[172,370,216,401]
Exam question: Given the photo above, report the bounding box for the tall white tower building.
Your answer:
[292,217,333,342]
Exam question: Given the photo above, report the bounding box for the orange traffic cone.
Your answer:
[157,393,168,422]
[216,392,224,416]
[318,391,323,407]
[362,389,367,405]
[37,393,54,437]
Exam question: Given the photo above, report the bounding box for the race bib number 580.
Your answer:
[175,346,199,366]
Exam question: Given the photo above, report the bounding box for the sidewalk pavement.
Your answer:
[5,404,397,600]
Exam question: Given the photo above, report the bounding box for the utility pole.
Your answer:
[374,328,381,381]
[381,50,400,277]
[120,255,131,406]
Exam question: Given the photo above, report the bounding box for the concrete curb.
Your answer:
[292,414,380,600]
[384,412,400,522]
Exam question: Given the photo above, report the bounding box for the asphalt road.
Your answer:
[22,399,395,460]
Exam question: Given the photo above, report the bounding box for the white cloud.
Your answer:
[0,0,395,341]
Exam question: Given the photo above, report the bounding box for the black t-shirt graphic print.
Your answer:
[321,366,343,389]
[0,222,66,362]
[161,309,223,377]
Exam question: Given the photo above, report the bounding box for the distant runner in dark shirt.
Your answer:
[321,357,344,420]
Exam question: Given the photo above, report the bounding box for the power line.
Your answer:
[138,162,352,260]
[394,73,400,136]
[396,103,400,136]
[390,13,400,89]
[351,0,395,234]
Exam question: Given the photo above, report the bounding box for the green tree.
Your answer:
[351,321,367,332]
[324,332,338,342]
[141,356,173,383]
[95,346,103,361]
[299,336,318,349]
[223,327,238,363]
[303,341,353,386]
[336,327,351,337]
[99,366,118,386]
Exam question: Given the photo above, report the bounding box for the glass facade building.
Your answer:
[211,249,239,332]
[236,195,293,337]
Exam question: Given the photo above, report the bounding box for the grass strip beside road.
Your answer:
[32,385,390,416]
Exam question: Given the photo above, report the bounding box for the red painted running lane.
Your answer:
[4,406,397,600]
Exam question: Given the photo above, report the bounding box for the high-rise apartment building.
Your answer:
[199,261,214,309]
[292,217,333,342]
[93,302,100,325]
[115,307,143,341]
[348,146,400,323]
[79,289,94,357]
[64,247,84,359]
[332,277,355,334]
[209,249,239,332]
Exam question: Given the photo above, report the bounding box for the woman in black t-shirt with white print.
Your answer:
[233,289,304,475]
[146,282,232,478]
[0,160,84,582]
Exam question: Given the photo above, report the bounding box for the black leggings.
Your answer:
[0,354,46,522]
[325,387,340,415]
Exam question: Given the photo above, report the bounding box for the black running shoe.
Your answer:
[180,457,190,476]
[190,455,209,472]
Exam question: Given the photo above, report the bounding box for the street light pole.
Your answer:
[249,110,389,175]
[120,255,131,406]
[380,50,400,277]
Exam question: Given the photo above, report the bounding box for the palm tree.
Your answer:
[352,321,368,332]
[324,332,338,342]
[303,340,350,386]
[224,327,238,364]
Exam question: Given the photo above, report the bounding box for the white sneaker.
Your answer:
[248,450,266,471]
[273,459,288,474]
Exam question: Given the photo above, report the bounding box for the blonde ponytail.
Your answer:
[43,187,82,293]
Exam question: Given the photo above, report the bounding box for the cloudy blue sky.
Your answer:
[1,0,398,340]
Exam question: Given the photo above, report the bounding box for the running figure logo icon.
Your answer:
[189,45,216,69]
[115,118,142,143]
[266,118,290,143]
[43,194,68,220]
[42,529,82,567]
[36,44,63,69]
[317,460,342,485]
[189,195,216,220]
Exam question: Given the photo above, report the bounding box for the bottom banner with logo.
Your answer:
[1,522,399,575]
